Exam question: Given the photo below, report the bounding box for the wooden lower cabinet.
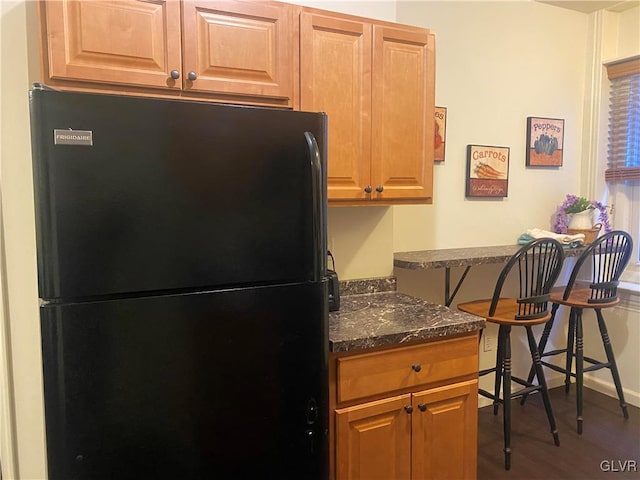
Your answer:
[336,395,412,480]
[412,381,478,479]
[331,334,479,480]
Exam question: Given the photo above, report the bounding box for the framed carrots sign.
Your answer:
[526,117,564,166]
[466,145,510,197]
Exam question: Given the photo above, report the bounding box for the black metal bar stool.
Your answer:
[457,238,564,470]
[523,230,633,434]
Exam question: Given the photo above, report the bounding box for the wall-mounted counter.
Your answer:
[394,244,586,306]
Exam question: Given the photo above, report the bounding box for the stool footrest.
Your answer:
[479,367,497,377]
[512,385,542,398]
[478,388,502,403]
[479,382,541,401]
[540,361,571,375]
[584,361,612,372]
[511,375,534,388]
[541,348,567,357]
[540,357,612,375]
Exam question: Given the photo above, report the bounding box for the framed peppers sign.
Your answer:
[526,117,564,166]
[466,145,510,197]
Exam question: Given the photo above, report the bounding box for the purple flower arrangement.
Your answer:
[553,194,611,234]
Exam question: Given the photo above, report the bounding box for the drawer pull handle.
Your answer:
[404,405,413,414]
[418,403,427,412]
[411,364,422,372]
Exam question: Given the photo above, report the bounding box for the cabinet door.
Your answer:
[335,394,411,480]
[371,25,435,202]
[44,1,182,89]
[411,380,478,480]
[182,0,294,106]
[300,12,372,201]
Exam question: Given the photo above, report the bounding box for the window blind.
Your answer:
[605,58,640,182]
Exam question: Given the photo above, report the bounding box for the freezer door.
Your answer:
[40,282,328,479]
[29,89,328,300]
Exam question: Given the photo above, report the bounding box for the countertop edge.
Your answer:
[329,290,485,354]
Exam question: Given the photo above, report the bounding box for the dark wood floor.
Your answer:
[478,386,640,479]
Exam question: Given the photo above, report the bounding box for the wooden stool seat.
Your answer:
[549,284,620,308]
[457,238,564,470]
[458,298,552,326]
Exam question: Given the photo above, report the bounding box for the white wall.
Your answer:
[585,5,640,405]
[393,1,640,408]
[394,1,588,253]
[612,5,640,60]
[1,1,47,478]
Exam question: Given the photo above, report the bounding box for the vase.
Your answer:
[567,209,593,230]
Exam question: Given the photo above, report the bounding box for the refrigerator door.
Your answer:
[29,89,328,300]
[40,281,329,480]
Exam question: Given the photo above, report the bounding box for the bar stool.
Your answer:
[524,230,633,434]
[457,238,564,470]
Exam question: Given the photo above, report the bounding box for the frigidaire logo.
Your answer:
[54,129,93,146]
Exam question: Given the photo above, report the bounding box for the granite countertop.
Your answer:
[329,278,485,353]
[394,244,585,270]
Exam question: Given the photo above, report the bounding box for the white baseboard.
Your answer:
[584,375,640,408]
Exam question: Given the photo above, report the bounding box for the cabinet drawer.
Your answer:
[336,334,478,403]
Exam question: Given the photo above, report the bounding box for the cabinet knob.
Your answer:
[418,403,427,412]
[404,405,413,414]
[364,185,372,194]
[170,70,180,80]
[187,71,198,81]
[412,364,422,372]
[376,185,384,193]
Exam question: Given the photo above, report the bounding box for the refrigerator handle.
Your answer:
[304,131,326,281]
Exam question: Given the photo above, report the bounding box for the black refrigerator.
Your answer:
[29,88,329,480]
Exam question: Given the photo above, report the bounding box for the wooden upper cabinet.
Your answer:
[300,12,371,201]
[44,0,182,89]
[300,9,435,205]
[41,0,295,106]
[182,1,295,105]
[372,25,435,202]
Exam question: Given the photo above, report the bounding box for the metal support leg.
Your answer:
[444,265,471,307]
